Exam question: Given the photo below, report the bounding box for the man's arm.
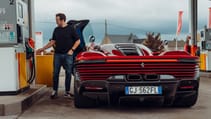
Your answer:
[67,39,80,55]
[36,40,56,54]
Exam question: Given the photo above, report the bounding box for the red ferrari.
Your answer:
[70,20,200,108]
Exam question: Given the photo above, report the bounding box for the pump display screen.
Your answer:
[206,41,211,50]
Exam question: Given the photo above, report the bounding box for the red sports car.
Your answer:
[71,20,200,108]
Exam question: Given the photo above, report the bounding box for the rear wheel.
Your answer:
[109,94,119,106]
[173,90,198,107]
[74,83,96,108]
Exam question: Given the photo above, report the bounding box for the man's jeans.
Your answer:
[53,53,73,92]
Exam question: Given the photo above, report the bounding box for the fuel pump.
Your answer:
[200,26,211,71]
[0,0,35,95]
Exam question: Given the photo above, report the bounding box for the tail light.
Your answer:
[178,80,198,91]
[84,86,104,91]
[180,86,194,90]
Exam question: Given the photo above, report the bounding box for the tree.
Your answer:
[142,32,165,53]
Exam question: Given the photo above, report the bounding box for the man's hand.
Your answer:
[36,48,45,55]
[67,49,74,55]
[36,40,55,55]
[68,39,80,55]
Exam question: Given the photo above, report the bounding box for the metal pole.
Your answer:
[28,0,35,40]
[189,0,198,56]
[105,19,108,36]
[28,0,36,85]
[176,37,178,50]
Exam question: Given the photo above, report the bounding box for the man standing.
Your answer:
[37,13,80,99]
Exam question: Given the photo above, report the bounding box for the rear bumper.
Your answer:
[75,79,199,105]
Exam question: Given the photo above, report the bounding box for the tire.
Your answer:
[173,90,198,108]
[74,83,96,108]
[109,94,119,106]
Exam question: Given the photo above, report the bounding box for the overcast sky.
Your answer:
[35,0,209,24]
[34,0,211,42]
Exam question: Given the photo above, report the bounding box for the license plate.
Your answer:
[125,86,162,95]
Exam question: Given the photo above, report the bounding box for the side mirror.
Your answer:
[89,35,95,43]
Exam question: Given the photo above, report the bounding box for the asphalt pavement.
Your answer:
[10,77,211,119]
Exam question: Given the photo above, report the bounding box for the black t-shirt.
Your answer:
[52,25,79,54]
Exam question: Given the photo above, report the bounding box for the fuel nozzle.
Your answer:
[26,37,35,59]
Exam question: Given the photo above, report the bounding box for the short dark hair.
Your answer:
[56,13,66,22]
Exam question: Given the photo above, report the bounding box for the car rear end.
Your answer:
[74,55,199,108]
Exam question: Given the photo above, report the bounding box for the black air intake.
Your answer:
[115,44,141,56]
[127,74,143,81]
[144,74,159,81]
